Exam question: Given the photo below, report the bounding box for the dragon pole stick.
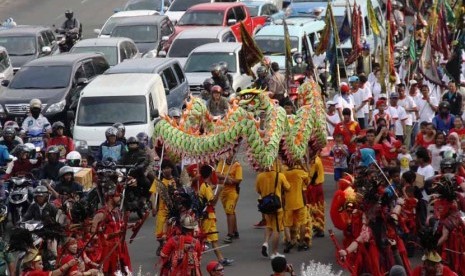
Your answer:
[369,155,399,198]
[328,229,355,274]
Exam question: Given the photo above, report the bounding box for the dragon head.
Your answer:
[237,88,273,115]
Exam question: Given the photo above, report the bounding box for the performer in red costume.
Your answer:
[57,237,99,276]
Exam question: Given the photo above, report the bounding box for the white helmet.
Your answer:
[29,98,42,109]
[66,151,81,166]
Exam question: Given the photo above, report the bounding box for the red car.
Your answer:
[175,2,267,42]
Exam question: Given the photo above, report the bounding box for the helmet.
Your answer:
[440,158,456,171]
[127,136,138,145]
[210,63,221,74]
[340,82,350,93]
[293,52,303,64]
[14,144,30,156]
[2,127,15,138]
[105,127,118,137]
[65,10,74,19]
[46,146,60,155]
[180,214,197,229]
[66,151,81,166]
[29,99,42,109]
[112,123,125,137]
[211,85,223,94]
[203,78,215,87]
[52,121,65,132]
[257,66,267,76]
[4,121,19,131]
[439,101,450,110]
[24,143,36,154]
[33,185,49,197]
[58,166,74,178]
[218,61,229,74]
[168,108,182,118]
[136,132,149,147]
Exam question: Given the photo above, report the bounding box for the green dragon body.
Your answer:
[153,80,327,171]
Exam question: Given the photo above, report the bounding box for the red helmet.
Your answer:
[211,85,223,94]
[340,82,350,93]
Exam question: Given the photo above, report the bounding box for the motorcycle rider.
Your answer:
[59,10,81,51]
[0,127,21,152]
[47,121,74,160]
[136,132,156,182]
[49,166,83,200]
[201,78,215,101]
[219,61,234,89]
[0,121,24,143]
[65,151,81,167]
[97,127,127,163]
[253,66,271,91]
[6,144,42,179]
[22,185,57,224]
[40,146,65,181]
[210,63,232,97]
[207,85,229,118]
[21,99,52,137]
[113,122,127,145]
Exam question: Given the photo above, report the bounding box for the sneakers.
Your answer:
[233,231,240,239]
[283,242,293,253]
[219,258,234,266]
[254,220,266,228]
[270,253,285,259]
[261,243,269,257]
[223,235,233,244]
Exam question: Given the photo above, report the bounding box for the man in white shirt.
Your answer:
[349,75,370,129]
[334,82,355,121]
[415,84,439,124]
[326,101,340,136]
[397,83,417,148]
[389,92,408,142]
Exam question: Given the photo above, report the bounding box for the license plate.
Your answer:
[29,137,42,142]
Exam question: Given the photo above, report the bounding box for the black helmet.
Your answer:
[257,66,267,76]
[52,121,65,132]
[439,101,450,110]
[105,127,118,137]
[127,136,138,145]
[218,61,229,74]
[13,144,30,157]
[2,127,15,138]
[210,63,221,74]
[65,10,74,19]
[47,146,60,155]
[112,123,125,137]
[203,78,214,87]
[33,185,49,197]
[136,132,149,147]
[440,157,456,171]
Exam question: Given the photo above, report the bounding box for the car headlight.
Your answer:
[45,100,66,114]
[143,51,157,58]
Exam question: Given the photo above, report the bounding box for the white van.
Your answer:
[72,73,168,151]
[0,46,13,82]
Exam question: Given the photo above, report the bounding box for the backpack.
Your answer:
[257,171,281,214]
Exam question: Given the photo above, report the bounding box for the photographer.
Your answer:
[271,256,296,276]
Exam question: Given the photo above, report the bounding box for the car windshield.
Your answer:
[184,52,236,73]
[0,36,36,56]
[178,11,224,26]
[124,0,163,11]
[71,46,118,66]
[168,38,218,57]
[101,17,126,35]
[255,36,299,55]
[245,5,260,17]
[77,96,147,126]
[169,0,210,11]
[10,66,71,89]
[111,25,158,43]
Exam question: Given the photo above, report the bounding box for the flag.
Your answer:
[367,0,381,36]
[315,3,332,55]
[444,0,455,24]
[408,33,416,61]
[302,31,316,79]
[325,5,340,89]
[239,21,263,77]
[345,3,363,65]
[446,43,462,84]
[419,36,443,86]
[283,19,293,84]
[338,6,351,43]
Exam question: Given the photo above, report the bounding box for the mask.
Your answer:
[31,108,41,118]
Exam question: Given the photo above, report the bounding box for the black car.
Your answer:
[0,53,109,128]
[0,25,59,73]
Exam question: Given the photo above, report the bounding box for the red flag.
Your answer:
[419,36,443,86]
[346,3,363,65]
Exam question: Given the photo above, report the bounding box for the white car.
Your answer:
[0,46,13,82]
[184,42,254,95]
[94,10,159,38]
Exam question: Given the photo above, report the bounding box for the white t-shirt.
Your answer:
[427,144,453,172]
[397,153,412,174]
[370,81,383,102]
[326,112,341,136]
[352,88,370,118]
[371,108,398,127]
[415,96,439,123]
[417,164,435,179]
[334,94,355,120]
[397,96,416,125]
[390,105,408,136]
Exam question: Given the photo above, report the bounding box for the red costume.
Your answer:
[411,264,457,276]
[160,234,202,276]
[333,121,361,154]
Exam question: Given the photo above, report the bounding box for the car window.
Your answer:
[161,67,178,90]
[161,20,173,37]
[173,63,185,83]
[37,36,45,49]
[261,4,269,15]
[309,32,316,49]
[222,31,236,42]
[93,57,109,74]
[0,51,10,71]
[128,42,138,57]
[46,31,56,44]
[269,5,278,14]
[120,46,128,61]
[149,93,155,115]
[82,61,96,79]
[234,7,246,21]
[40,32,50,46]
[226,8,236,22]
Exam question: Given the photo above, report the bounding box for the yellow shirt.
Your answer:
[199,182,216,219]
[149,177,177,212]
[308,156,324,184]
[216,160,243,193]
[255,171,290,212]
[282,168,309,210]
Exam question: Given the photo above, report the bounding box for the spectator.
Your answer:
[397,145,413,175]
[389,92,408,142]
[370,69,383,102]
[442,80,462,116]
[350,75,370,129]
[374,124,402,163]
[270,256,296,276]
[397,83,417,148]
[427,132,452,174]
[334,82,355,121]
[358,74,373,125]
[389,265,407,276]
[413,122,436,151]
[450,116,465,140]
[364,128,388,167]
[326,101,340,136]
[333,108,361,154]
[370,100,394,130]
[416,147,435,179]
[416,85,438,124]
[432,101,455,134]
[331,133,349,181]
[446,132,460,153]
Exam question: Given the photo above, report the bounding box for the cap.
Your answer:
[29,99,42,109]
[206,261,220,272]
[390,92,399,98]
[348,76,359,82]
[326,100,336,107]
[379,93,388,99]
[409,79,418,85]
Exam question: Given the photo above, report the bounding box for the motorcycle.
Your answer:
[26,127,46,151]
[55,27,80,53]
[7,177,34,226]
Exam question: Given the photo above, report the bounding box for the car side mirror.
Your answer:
[93,29,101,35]
[158,50,166,58]
[41,46,52,54]
[151,109,159,119]
[227,19,237,26]
[67,110,75,121]
[76,78,89,86]
[1,80,9,87]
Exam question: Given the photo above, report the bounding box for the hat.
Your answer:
[29,99,42,109]
[348,76,359,82]
[422,251,442,263]
[390,92,399,99]
[409,79,418,85]
[206,261,221,272]
[326,100,337,107]
[379,93,388,99]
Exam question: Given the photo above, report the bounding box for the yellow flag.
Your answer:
[367,0,381,36]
